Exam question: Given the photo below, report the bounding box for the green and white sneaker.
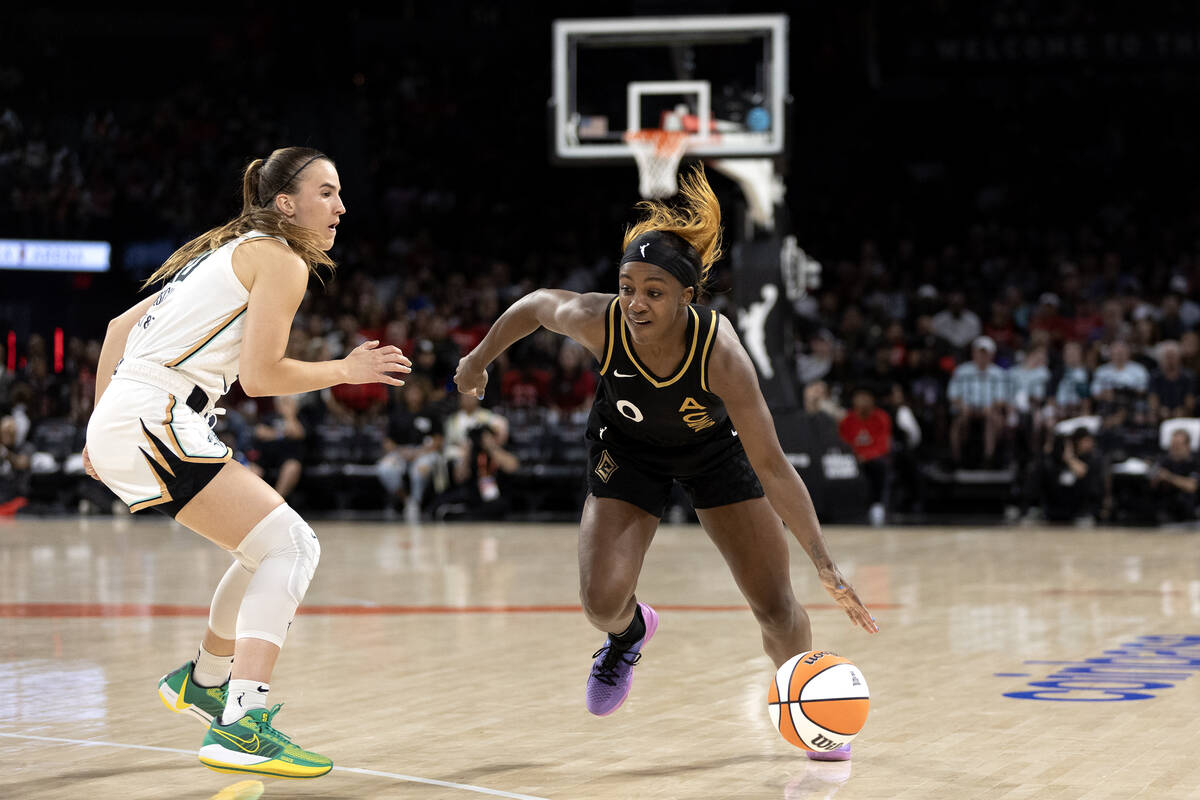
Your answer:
[158,661,227,724]
[198,704,333,779]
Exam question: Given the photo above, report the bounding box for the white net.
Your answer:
[626,130,689,199]
[708,157,784,232]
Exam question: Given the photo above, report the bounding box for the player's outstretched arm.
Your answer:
[707,320,879,635]
[238,240,411,396]
[454,289,610,398]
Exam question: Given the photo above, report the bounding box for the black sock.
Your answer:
[609,604,645,647]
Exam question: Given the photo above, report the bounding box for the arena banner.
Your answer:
[0,239,111,272]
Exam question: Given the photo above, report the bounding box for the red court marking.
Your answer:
[0,602,901,619]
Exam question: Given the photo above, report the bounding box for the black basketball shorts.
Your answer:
[586,438,765,518]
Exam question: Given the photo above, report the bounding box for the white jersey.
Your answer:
[122,231,284,401]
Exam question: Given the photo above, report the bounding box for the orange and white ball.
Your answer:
[768,650,870,752]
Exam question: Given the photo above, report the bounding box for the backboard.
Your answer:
[550,15,790,163]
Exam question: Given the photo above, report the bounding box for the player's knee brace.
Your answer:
[207,558,254,641]
[231,503,321,647]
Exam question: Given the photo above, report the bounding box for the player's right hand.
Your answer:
[343,340,411,385]
[453,355,488,399]
[82,445,99,480]
[817,565,879,634]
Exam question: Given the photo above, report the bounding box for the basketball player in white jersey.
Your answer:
[455,166,876,761]
[84,147,410,778]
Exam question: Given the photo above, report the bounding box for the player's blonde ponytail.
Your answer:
[622,164,724,293]
[142,148,336,289]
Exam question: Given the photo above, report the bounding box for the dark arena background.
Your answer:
[4,2,1200,527]
[5,4,1200,799]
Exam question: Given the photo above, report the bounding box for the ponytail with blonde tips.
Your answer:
[621,164,724,294]
[142,147,336,289]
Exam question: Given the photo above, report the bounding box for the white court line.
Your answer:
[335,765,550,799]
[0,732,551,800]
[0,732,194,757]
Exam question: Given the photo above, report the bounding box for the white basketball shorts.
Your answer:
[86,377,231,516]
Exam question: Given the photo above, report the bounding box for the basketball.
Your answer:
[768,651,870,753]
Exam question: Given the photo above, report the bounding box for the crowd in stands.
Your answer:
[6,231,1200,527]
[788,246,1200,526]
[6,6,1200,525]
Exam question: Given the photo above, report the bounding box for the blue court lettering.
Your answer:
[998,635,1200,701]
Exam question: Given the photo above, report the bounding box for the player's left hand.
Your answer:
[818,565,878,634]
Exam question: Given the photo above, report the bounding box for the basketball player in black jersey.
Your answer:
[454,166,877,760]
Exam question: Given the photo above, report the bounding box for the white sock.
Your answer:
[192,645,233,688]
[222,679,269,725]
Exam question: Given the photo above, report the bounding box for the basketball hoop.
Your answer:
[625,129,690,200]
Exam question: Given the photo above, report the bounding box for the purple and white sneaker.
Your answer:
[806,743,852,761]
[585,602,659,716]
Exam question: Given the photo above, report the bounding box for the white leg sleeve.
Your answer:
[208,557,254,640]
[232,503,321,647]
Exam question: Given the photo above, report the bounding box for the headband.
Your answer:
[619,230,702,291]
[261,154,324,206]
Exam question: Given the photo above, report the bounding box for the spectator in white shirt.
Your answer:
[1009,345,1051,413]
[947,335,1011,466]
[443,391,509,474]
[1091,339,1150,430]
[1009,344,1052,454]
[1051,340,1092,420]
[1091,340,1149,399]
[931,290,982,353]
[796,330,835,385]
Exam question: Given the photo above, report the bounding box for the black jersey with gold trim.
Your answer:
[586,296,734,453]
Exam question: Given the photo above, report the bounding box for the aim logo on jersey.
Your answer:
[679,397,716,433]
[996,634,1200,701]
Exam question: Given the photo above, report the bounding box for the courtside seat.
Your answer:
[27,419,84,510]
[494,405,587,517]
[30,418,80,468]
[1159,417,1200,451]
[300,421,387,510]
[1104,418,1200,524]
[312,422,357,464]
[354,423,386,463]
[1054,415,1101,437]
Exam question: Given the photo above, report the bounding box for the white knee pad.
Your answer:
[232,503,321,647]
[208,558,254,641]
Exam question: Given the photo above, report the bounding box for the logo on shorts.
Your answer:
[594,450,619,483]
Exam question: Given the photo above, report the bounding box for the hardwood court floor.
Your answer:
[3,516,1200,799]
